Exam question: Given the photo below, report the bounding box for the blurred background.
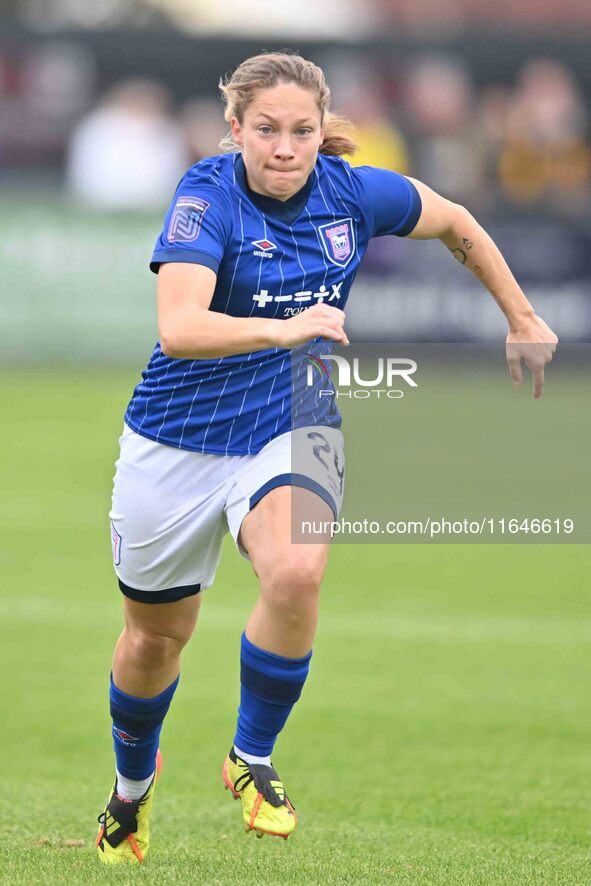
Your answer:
[1,0,591,362]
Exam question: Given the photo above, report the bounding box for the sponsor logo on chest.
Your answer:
[252,281,343,309]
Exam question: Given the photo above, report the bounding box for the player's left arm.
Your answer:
[406,176,558,398]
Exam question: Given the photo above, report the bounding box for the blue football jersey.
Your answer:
[124,152,421,455]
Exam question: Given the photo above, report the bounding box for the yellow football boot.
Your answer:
[96,749,162,864]
[222,748,297,839]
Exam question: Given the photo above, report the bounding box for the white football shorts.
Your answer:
[109,423,345,603]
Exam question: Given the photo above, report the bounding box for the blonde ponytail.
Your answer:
[319,112,358,157]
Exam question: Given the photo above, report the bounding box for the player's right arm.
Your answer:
[157,263,348,359]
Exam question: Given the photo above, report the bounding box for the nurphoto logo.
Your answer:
[304,354,418,399]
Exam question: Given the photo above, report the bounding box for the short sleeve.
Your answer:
[351,166,422,239]
[150,168,233,274]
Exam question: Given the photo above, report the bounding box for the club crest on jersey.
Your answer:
[167,196,210,243]
[252,238,277,259]
[318,218,355,268]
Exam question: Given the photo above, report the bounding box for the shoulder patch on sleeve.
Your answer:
[167,195,211,243]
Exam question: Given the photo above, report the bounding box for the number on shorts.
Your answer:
[333,450,344,495]
[307,431,331,471]
[307,431,345,495]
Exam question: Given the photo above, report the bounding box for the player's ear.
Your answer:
[230,116,243,146]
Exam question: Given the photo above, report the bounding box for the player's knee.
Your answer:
[126,624,191,666]
[263,553,324,611]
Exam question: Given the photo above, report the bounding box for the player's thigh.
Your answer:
[122,593,202,646]
[239,485,333,593]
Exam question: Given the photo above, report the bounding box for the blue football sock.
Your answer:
[109,673,179,780]
[234,632,312,758]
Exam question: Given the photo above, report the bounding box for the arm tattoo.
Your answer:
[462,238,473,249]
[450,248,467,265]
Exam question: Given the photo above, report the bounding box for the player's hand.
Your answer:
[274,304,349,348]
[506,314,558,399]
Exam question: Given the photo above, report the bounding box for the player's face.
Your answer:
[231,83,325,202]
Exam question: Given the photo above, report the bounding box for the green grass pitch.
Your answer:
[0,368,589,884]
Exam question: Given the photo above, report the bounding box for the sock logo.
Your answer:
[113,727,139,745]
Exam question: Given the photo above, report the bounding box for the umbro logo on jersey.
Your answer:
[252,238,277,259]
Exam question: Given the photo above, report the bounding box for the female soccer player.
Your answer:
[96,51,557,863]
